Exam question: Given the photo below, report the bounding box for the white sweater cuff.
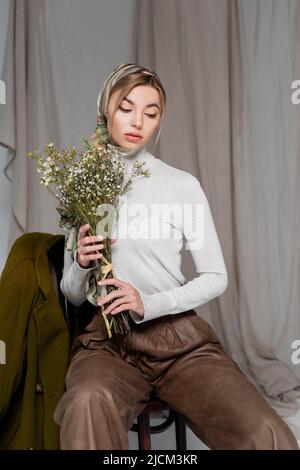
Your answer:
[129,272,228,324]
[129,291,174,324]
[60,249,99,307]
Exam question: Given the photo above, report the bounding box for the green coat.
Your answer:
[0,232,70,449]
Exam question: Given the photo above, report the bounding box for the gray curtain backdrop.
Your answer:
[1,0,300,438]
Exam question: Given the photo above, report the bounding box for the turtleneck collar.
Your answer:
[108,139,157,170]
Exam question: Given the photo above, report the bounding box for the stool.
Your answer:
[130,397,187,450]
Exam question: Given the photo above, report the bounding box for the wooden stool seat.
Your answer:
[130,396,187,450]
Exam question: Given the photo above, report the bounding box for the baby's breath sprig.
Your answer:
[27,138,150,338]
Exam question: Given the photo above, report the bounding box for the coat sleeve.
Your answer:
[0,258,39,422]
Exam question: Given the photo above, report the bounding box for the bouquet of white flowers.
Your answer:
[27,138,150,338]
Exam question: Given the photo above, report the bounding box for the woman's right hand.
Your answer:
[76,223,116,269]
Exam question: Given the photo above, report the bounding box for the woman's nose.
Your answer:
[130,114,143,128]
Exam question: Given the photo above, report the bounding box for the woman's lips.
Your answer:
[124,133,142,142]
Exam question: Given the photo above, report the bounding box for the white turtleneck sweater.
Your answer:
[60,144,228,324]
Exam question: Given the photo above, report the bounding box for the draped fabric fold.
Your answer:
[0,0,66,242]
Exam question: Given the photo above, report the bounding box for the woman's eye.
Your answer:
[119,106,131,113]
[118,106,158,119]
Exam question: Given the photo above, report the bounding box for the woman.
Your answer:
[53,63,298,450]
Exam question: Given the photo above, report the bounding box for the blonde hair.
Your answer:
[90,64,166,149]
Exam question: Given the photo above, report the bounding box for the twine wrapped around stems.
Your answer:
[96,251,131,338]
[60,219,131,339]
[83,231,131,338]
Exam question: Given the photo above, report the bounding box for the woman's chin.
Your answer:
[111,139,144,152]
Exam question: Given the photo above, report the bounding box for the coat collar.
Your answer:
[33,233,64,299]
[8,232,64,299]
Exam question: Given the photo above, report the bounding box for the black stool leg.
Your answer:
[137,412,151,450]
[174,412,187,450]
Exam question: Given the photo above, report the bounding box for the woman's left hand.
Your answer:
[97,278,145,319]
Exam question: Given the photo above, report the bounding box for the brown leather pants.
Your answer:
[53,309,298,450]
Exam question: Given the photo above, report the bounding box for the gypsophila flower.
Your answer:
[27,137,151,338]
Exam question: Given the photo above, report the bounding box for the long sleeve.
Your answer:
[60,246,98,307]
[129,176,228,324]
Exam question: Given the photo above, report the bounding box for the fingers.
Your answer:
[98,278,127,289]
[102,297,132,316]
[77,224,117,267]
[79,223,90,239]
[81,244,103,254]
[79,235,104,246]
[103,299,131,316]
[79,226,116,245]
[77,224,105,266]
[97,289,129,306]
[107,303,133,316]
[77,252,103,264]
